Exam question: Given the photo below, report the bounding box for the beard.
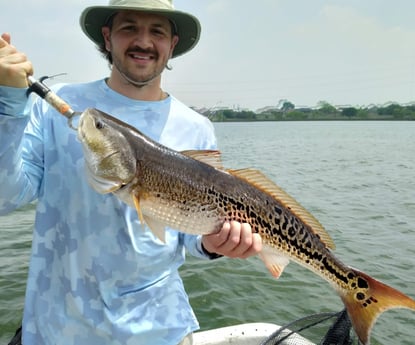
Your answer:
[111,47,167,88]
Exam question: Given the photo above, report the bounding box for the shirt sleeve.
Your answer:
[0,86,29,116]
[0,86,43,214]
[181,234,223,260]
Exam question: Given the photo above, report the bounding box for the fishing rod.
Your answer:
[27,75,80,129]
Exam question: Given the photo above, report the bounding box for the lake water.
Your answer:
[1,121,414,344]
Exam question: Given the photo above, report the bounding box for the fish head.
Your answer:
[77,108,137,194]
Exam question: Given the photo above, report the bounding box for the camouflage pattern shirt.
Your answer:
[0,79,217,345]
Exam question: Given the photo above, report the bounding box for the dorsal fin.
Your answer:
[181,149,224,170]
[228,168,335,250]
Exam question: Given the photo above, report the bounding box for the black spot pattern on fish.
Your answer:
[203,185,353,289]
[362,296,378,308]
[358,277,369,289]
[356,292,365,301]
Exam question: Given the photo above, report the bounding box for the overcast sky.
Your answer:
[3,0,415,110]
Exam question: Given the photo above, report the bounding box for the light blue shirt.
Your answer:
[0,79,217,345]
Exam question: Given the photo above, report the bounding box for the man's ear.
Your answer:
[102,27,111,51]
[169,35,179,58]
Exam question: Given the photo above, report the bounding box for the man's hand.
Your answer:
[0,33,33,88]
[202,221,262,259]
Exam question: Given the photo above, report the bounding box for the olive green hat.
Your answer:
[80,0,201,58]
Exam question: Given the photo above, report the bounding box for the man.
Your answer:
[0,1,262,344]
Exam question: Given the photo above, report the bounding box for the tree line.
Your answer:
[202,101,415,121]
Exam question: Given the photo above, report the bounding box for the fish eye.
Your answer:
[94,119,105,130]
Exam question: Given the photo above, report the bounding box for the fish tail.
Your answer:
[339,269,415,345]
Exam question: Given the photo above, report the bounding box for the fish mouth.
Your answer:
[76,113,88,141]
[84,161,124,194]
[102,150,122,162]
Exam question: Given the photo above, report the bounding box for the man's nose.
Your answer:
[132,30,153,48]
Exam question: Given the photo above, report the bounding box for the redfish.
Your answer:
[77,107,415,344]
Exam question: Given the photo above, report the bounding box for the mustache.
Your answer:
[126,46,158,57]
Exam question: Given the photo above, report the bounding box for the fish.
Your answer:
[77,107,415,345]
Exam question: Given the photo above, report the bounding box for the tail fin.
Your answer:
[339,269,415,345]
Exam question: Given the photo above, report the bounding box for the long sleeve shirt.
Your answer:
[0,79,217,345]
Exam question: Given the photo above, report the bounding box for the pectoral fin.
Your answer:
[258,245,290,279]
[133,194,146,231]
[132,194,167,243]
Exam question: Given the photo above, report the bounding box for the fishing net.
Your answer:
[260,309,359,345]
[7,326,22,345]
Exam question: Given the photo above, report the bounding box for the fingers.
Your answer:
[1,33,11,45]
[218,221,253,258]
[0,33,33,88]
[202,221,262,259]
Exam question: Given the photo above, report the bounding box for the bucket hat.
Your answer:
[80,0,201,58]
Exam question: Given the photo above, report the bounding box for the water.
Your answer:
[1,121,414,344]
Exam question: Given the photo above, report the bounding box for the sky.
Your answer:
[3,0,415,111]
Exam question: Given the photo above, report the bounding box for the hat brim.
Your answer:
[80,6,201,58]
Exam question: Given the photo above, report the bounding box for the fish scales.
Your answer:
[77,107,415,345]
[141,154,349,276]
[134,151,352,289]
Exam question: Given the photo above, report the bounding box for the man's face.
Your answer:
[102,10,179,86]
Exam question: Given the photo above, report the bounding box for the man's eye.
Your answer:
[121,25,136,32]
[152,29,166,36]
